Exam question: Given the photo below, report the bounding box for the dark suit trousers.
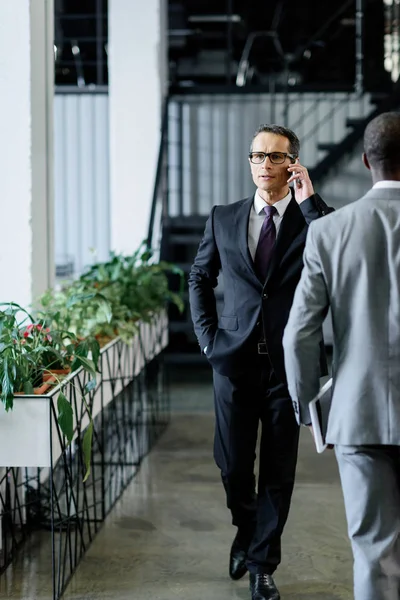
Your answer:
[213,354,299,574]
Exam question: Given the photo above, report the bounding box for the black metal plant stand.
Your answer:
[0,311,169,600]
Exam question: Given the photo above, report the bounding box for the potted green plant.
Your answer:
[0,303,98,481]
[79,245,184,343]
[0,242,183,482]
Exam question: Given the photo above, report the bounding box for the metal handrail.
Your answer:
[147,99,170,250]
[289,97,323,132]
[236,31,285,87]
[291,0,355,64]
[302,93,352,143]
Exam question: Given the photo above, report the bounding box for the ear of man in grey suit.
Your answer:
[283,111,400,600]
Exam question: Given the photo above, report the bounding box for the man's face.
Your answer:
[249,132,293,195]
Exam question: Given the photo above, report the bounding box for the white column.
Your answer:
[108,0,167,255]
[0,0,54,309]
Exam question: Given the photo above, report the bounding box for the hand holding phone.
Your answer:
[287,158,315,204]
[292,158,302,188]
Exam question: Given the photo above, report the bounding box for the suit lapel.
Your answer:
[265,195,305,285]
[234,197,259,279]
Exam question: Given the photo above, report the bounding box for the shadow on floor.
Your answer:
[1,364,352,600]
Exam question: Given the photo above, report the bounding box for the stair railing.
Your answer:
[147,99,170,258]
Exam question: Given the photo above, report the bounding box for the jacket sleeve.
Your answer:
[188,206,221,352]
[283,221,330,425]
[299,193,334,225]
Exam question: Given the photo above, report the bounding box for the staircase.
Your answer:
[152,83,400,366]
[146,0,400,366]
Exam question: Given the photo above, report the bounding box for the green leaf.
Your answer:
[88,338,101,371]
[82,421,93,483]
[168,292,185,313]
[70,358,81,373]
[96,298,112,324]
[74,340,89,357]
[23,381,34,394]
[66,292,97,308]
[57,392,74,442]
[85,378,96,394]
[73,356,96,377]
[2,357,14,401]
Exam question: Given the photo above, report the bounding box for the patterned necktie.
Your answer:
[254,205,277,281]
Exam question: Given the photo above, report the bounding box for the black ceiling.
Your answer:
[54,0,389,92]
[169,0,389,90]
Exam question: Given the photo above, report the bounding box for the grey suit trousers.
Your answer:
[335,445,400,600]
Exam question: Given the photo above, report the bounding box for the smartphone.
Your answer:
[294,158,302,188]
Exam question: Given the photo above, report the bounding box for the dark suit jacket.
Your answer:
[188,191,333,381]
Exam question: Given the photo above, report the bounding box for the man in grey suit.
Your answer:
[283,111,400,600]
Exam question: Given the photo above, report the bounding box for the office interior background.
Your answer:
[0,1,399,599]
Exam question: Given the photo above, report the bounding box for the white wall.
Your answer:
[108,0,167,255]
[54,93,110,276]
[0,0,54,307]
[31,0,55,300]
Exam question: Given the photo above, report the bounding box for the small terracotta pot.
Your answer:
[43,368,71,382]
[95,334,114,347]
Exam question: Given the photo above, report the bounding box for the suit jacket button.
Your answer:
[263,293,268,299]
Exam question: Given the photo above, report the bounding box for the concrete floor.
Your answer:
[0,369,353,599]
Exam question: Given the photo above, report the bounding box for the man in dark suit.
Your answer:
[188,124,333,600]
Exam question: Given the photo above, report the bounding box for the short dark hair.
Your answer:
[364,112,400,169]
[250,124,300,159]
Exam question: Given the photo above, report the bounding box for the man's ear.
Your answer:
[362,152,371,170]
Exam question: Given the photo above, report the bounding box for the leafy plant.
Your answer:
[0,242,183,482]
[37,284,112,340]
[0,303,97,479]
[0,303,55,409]
[78,244,184,342]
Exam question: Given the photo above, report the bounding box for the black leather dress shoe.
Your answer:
[229,534,248,580]
[249,573,280,600]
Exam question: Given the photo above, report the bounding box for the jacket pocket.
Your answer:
[218,315,238,331]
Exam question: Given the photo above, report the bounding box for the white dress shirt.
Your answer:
[372,180,400,189]
[248,190,292,260]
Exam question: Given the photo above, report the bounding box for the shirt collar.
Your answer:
[372,181,400,189]
[254,189,292,217]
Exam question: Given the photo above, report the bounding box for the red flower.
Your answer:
[23,323,34,337]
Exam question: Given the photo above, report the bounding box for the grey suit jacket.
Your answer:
[283,187,400,445]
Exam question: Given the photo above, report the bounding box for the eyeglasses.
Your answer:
[249,152,296,165]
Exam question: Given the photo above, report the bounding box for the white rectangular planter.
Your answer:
[0,397,51,467]
[0,310,169,469]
